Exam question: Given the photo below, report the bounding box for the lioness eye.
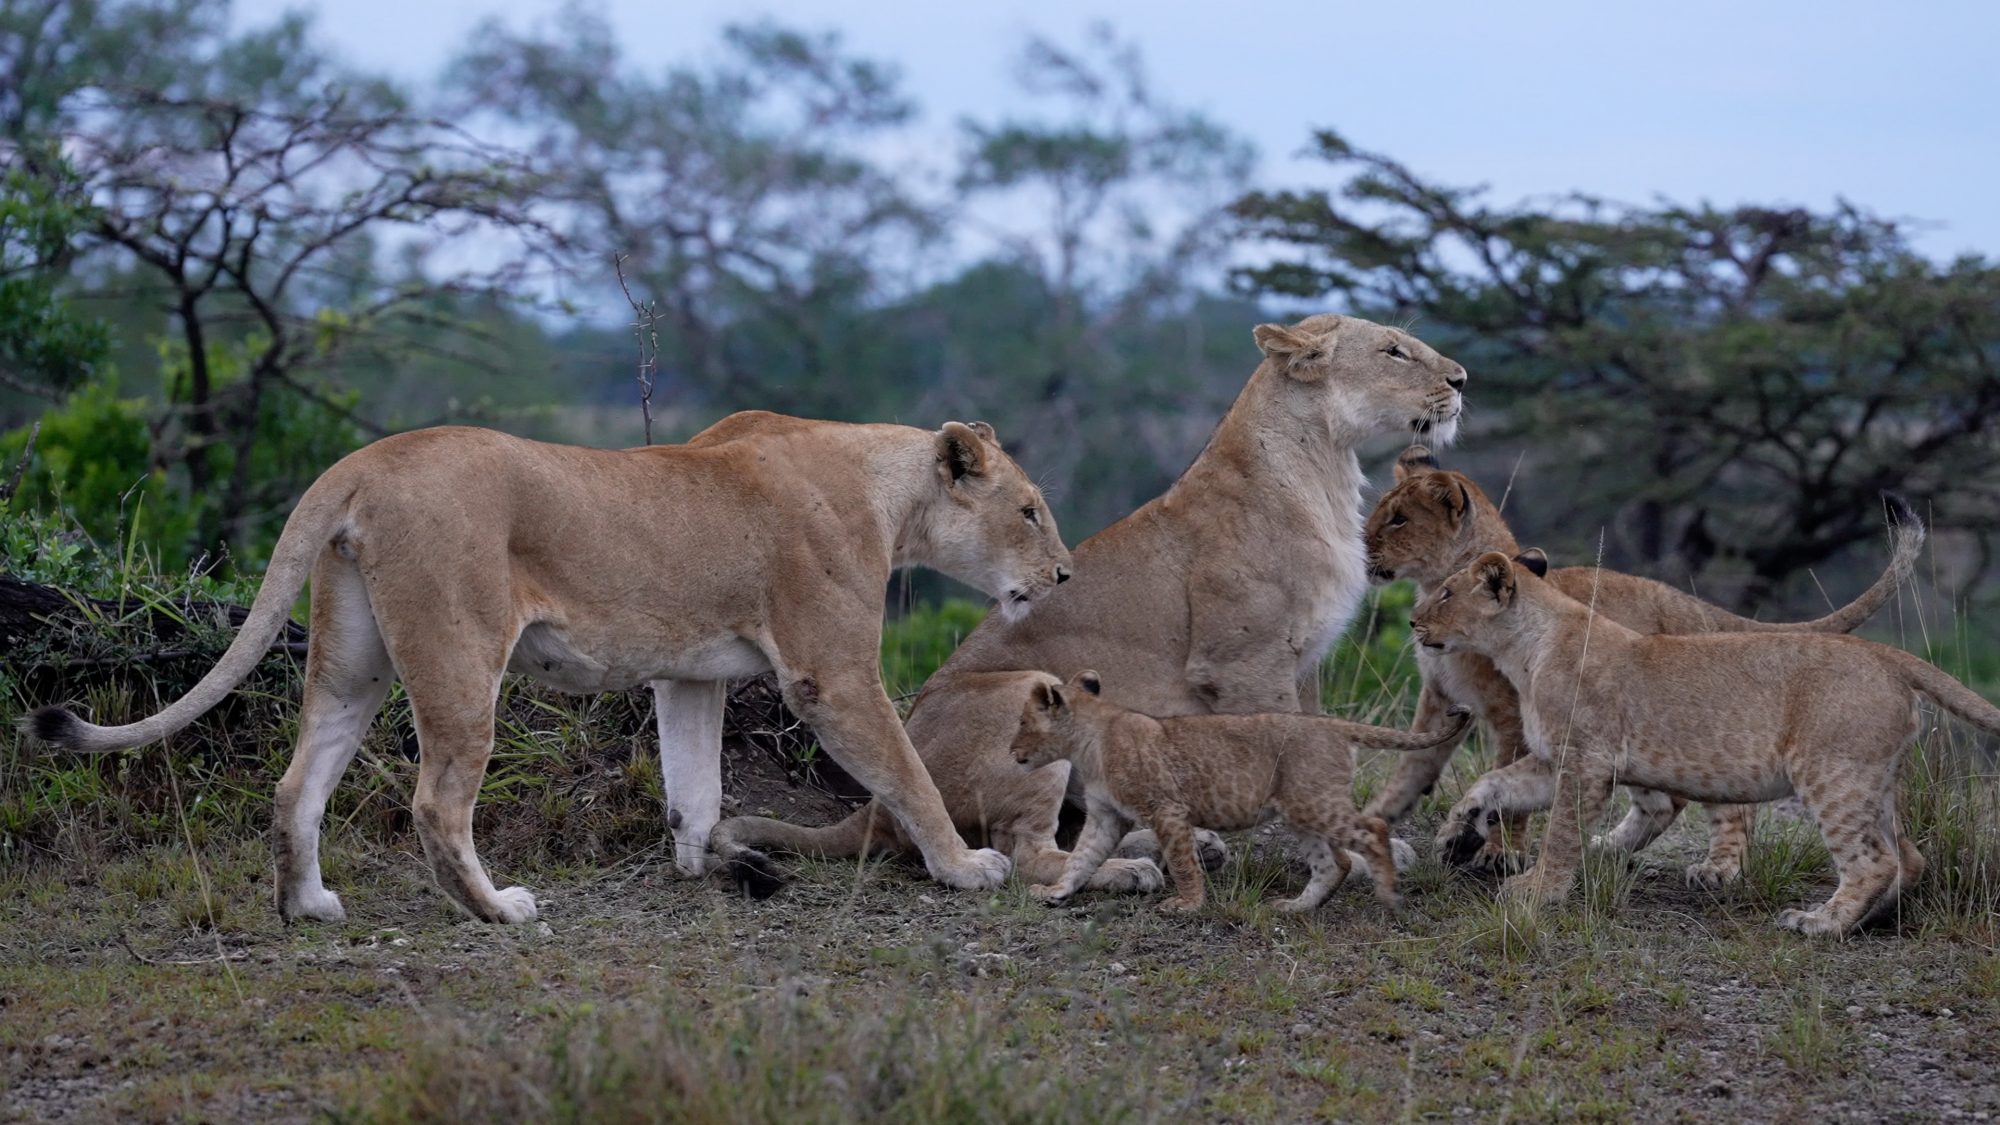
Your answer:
[1388,513,1407,527]
[1022,506,1039,525]
[1385,344,1410,361]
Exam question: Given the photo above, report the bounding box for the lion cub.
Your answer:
[1364,447,1923,884]
[1411,552,2000,936]
[1011,671,1472,913]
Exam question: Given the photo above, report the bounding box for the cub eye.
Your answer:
[1388,513,1407,527]
[1022,506,1040,525]
[1437,589,1452,603]
[1384,344,1411,361]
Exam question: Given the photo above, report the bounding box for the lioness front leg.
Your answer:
[778,667,1010,891]
[652,678,728,877]
[1033,798,1130,903]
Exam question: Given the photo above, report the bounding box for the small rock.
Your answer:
[1939,1007,1955,1017]
[1107,961,1127,975]
[1290,1023,1312,1039]
[1845,1005,1864,1016]
[536,922,555,938]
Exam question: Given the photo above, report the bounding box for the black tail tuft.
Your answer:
[1881,491,1922,533]
[26,706,84,749]
[725,849,789,900]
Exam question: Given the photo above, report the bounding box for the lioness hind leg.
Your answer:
[1002,764,1162,893]
[1114,827,1230,873]
[400,658,538,924]
[274,554,395,924]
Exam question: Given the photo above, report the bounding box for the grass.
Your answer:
[6,508,2000,1119]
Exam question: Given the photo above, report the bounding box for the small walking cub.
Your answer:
[1010,671,1472,913]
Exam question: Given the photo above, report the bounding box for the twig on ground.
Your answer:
[115,930,249,967]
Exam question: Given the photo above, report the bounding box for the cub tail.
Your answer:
[1879,647,2000,739]
[1324,705,1475,753]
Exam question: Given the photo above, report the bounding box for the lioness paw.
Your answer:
[281,887,347,925]
[489,886,540,924]
[933,847,1011,891]
[1388,837,1417,872]
[1029,883,1071,903]
[1090,857,1164,893]
[1195,830,1231,872]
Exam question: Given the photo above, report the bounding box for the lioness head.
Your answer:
[921,421,1073,622]
[1409,551,1548,655]
[1363,448,1484,585]
[1012,670,1105,767]
[1251,315,1466,443]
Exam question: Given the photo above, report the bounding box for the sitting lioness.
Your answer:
[707,315,1469,894]
[29,415,1072,923]
[1410,550,2000,936]
[1363,447,1923,884]
[1010,670,1473,914]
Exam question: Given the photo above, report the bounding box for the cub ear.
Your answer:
[967,420,999,447]
[938,421,989,482]
[1069,670,1103,696]
[1513,548,1549,578]
[1393,446,1440,482]
[1423,473,1474,523]
[1031,679,1067,712]
[1474,551,1517,605]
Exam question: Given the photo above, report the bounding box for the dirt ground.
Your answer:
[5,768,1999,1124]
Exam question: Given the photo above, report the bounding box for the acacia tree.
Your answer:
[1232,130,2000,606]
[4,0,560,562]
[449,11,936,421]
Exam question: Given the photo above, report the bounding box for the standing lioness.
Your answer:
[30,415,1072,923]
[1411,552,2000,935]
[1011,670,1473,914]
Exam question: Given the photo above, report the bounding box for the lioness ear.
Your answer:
[1475,552,1517,605]
[1252,322,1310,360]
[938,421,988,483]
[1069,670,1102,696]
[1393,446,1439,482]
[1514,549,1549,578]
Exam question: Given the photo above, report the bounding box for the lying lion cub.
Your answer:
[1364,447,1923,883]
[1411,552,2000,936]
[1011,671,1472,914]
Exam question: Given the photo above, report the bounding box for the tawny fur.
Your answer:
[1363,448,1924,885]
[28,415,1072,922]
[708,315,1469,891]
[1011,671,1473,913]
[1409,547,2000,937]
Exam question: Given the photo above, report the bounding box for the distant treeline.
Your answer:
[2,1,1996,617]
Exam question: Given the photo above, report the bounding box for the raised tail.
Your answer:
[24,471,357,754]
[708,802,905,898]
[1320,705,1474,752]
[1741,493,1924,635]
[1878,646,2000,739]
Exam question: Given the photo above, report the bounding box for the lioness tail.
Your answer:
[24,471,357,754]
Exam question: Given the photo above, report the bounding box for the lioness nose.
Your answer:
[1446,366,1467,391]
[1055,566,1071,584]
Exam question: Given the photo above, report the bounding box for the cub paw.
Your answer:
[1093,857,1164,893]
[1029,883,1072,904]
[933,847,1011,891]
[1195,830,1231,872]
[1684,859,1742,890]
[1388,836,1417,872]
[1157,896,1203,915]
[488,886,540,924]
[1497,872,1563,907]
[1775,908,1847,938]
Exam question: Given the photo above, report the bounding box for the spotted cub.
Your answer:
[1011,671,1471,913]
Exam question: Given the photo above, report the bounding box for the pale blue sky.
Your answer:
[241,0,1999,260]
